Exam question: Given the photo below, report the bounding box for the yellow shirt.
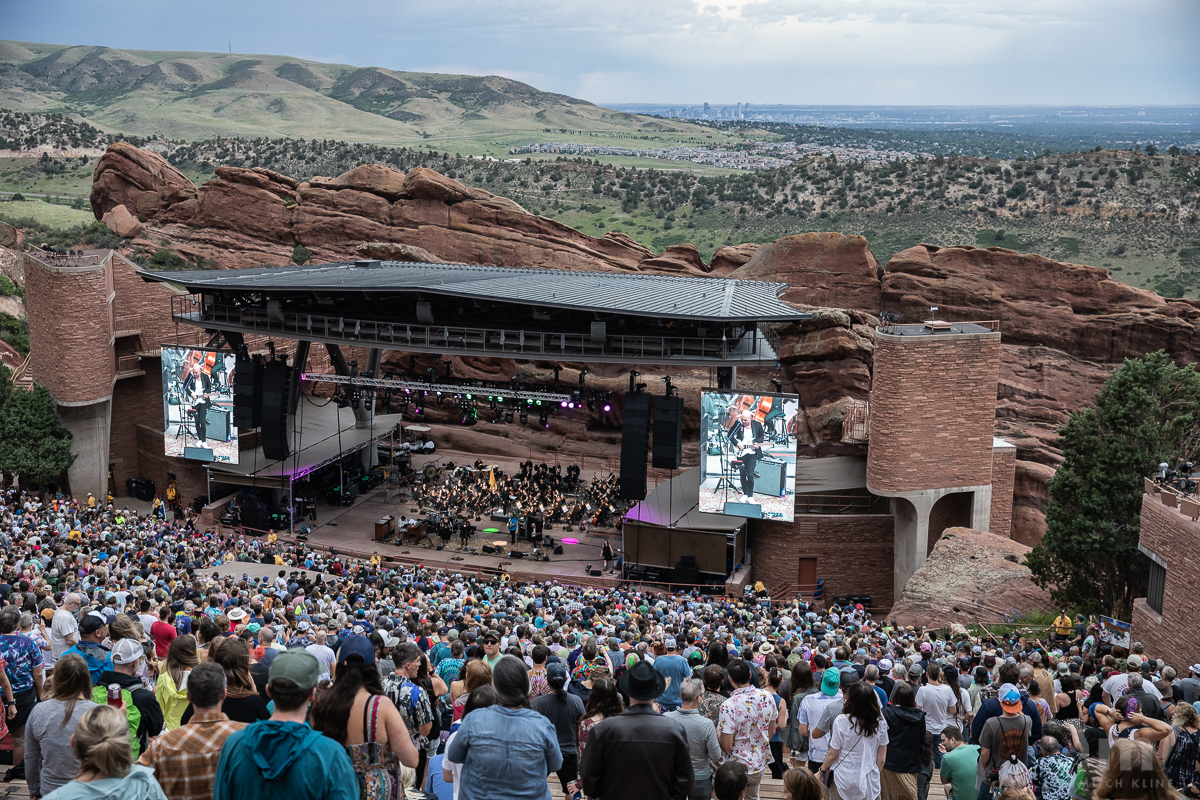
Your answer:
[1054,615,1072,635]
[87,496,96,508]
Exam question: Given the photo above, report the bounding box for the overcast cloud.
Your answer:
[6,0,1197,105]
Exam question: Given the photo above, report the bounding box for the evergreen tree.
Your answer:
[1026,351,1200,617]
[0,367,75,485]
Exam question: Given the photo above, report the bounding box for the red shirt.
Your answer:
[151,620,178,657]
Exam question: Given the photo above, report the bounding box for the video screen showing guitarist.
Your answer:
[728,407,765,503]
[192,391,212,442]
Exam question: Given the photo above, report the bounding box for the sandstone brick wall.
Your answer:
[866,331,1001,493]
[109,252,185,348]
[110,363,167,495]
[134,424,210,508]
[751,513,896,609]
[25,256,113,404]
[990,444,1017,537]
[1132,494,1200,672]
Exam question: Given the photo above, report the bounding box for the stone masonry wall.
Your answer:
[990,444,1017,538]
[25,257,113,404]
[751,513,895,609]
[867,331,1001,493]
[1132,494,1200,672]
[134,423,209,509]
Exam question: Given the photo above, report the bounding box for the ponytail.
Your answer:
[550,676,568,703]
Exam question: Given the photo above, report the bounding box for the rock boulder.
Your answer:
[731,233,883,310]
[90,142,195,220]
[710,243,759,275]
[101,204,142,238]
[890,527,1055,628]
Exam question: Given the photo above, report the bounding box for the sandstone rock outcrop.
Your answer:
[890,527,1055,628]
[0,221,17,249]
[101,204,142,238]
[90,142,196,219]
[710,243,759,275]
[882,244,1200,365]
[354,243,446,263]
[731,233,883,310]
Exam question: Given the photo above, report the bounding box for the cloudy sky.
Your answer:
[7,0,1198,105]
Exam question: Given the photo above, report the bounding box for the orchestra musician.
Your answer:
[727,406,765,503]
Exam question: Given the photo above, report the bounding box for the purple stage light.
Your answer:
[603,404,611,412]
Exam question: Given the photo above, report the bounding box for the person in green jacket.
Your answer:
[213,650,357,800]
[41,704,167,800]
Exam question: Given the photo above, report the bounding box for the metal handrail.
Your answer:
[116,354,141,373]
[795,493,890,514]
[171,295,780,364]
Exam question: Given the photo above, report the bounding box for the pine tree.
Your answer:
[1026,351,1200,617]
[0,367,75,485]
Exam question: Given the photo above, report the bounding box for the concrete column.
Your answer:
[970,486,993,532]
[59,398,112,499]
[892,495,932,601]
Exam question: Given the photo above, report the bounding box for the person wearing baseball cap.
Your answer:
[213,650,359,800]
[98,638,164,756]
[977,683,1033,793]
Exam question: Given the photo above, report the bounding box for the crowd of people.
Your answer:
[0,484,1194,800]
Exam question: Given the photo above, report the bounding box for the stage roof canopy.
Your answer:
[139,260,809,323]
[207,398,402,489]
[625,467,746,533]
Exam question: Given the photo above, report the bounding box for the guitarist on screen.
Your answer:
[727,405,765,503]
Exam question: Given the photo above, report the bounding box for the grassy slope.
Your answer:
[0,39,725,149]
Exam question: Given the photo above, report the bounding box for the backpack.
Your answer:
[91,686,144,760]
[988,715,1031,786]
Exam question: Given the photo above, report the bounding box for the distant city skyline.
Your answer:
[6,0,1199,106]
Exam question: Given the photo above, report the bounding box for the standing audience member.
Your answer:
[714,760,750,800]
[446,655,561,800]
[155,636,199,732]
[180,639,267,726]
[655,638,692,713]
[0,605,44,781]
[96,638,163,759]
[24,655,99,799]
[666,677,722,800]
[820,682,890,800]
[441,686,497,800]
[1029,735,1076,800]
[719,659,778,800]
[1162,702,1200,793]
[938,725,981,800]
[212,650,358,800]
[532,661,585,797]
[580,659,693,800]
[783,766,826,800]
[1096,739,1177,800]
[311,635,420,800]
[40,705,168,800]
[137,663,247,800]
[881,682,927,800]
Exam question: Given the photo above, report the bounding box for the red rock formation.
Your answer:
[1012,460,1055,547]
[101,205,142,238]
[890,527,1055,628]
[882,244,1200,365]
[710,243,759,275]
[90,142,196,220]
[731,233,883,310]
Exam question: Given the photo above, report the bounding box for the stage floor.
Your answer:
[299,455,625,586]
[696,475,795,521]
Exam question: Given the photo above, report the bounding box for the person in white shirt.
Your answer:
[306,629,337,682]
[50,593,82,664]
[916,663,959,768]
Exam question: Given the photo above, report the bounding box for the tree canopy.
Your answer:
[0,366,75,486]
[1027,351,1200,618]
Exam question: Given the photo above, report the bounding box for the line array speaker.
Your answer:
[261,360,292,461]
[651,395,683,470]
[232,356,262,429]
[619,392,653,500]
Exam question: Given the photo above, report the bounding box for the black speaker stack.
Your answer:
[651,395,683,470]
[261,360,293,461]
[232,355,262,429]
[619,392,652,500]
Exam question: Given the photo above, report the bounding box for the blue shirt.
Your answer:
[653,653,692,707]
[214,720,356,800]
[0,632,43,692]
[446,705,562,800]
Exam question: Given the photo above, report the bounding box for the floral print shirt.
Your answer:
[718,686,777,773]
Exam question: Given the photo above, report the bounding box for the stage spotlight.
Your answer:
[603,400,611,412]
[519,411,528,425]
[539,412,549,428]
[586,399,595,412]
[504,411,514,424]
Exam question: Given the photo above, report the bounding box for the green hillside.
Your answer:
[0,39,706,144]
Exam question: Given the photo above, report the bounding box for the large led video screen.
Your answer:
[161,346,238,464]
[699,390,799,521]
